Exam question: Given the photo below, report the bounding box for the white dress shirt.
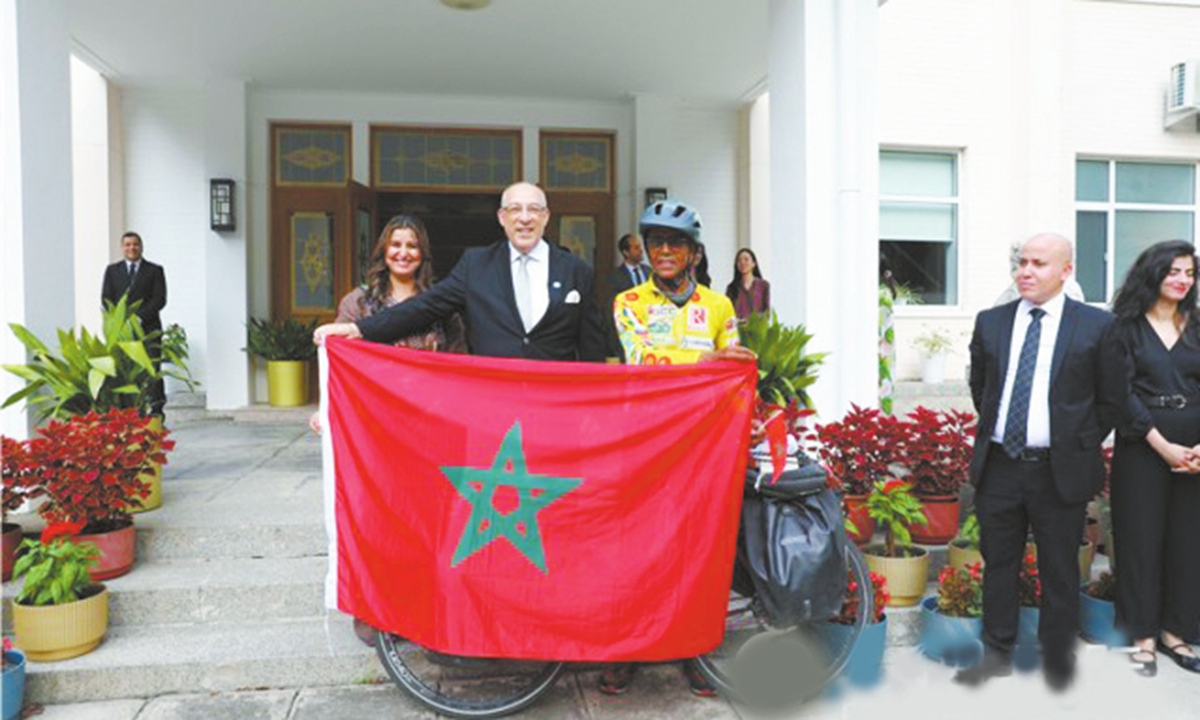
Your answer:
[992,292,1065,448]
[509,239,549,331]
[624,262,645,286]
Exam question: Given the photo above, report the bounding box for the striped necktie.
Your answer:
[1002,307,1046,458]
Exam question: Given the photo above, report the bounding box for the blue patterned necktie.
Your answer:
[1003,307,1046,458]
[631,266,642,285]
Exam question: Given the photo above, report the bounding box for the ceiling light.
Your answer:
[441,0,491,9]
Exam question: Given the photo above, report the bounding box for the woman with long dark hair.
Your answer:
[724,248,770,321]
[336,214,465,352]
[1104,239,1200,677]
[316,215,465,646]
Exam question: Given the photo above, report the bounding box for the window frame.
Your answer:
[880,147,964,312]
[1075,157,1198,302]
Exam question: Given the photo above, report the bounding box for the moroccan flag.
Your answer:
[320,337,755,662]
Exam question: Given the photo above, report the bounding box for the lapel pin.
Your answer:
[552,281,562,289]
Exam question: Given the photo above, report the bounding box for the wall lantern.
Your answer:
[210,178,235,231]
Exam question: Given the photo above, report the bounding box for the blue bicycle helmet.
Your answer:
[639,200,702,243]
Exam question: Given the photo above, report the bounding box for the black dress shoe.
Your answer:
[953,653,1012,686]
[1158,640,1200,673]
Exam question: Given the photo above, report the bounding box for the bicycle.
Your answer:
[374,451,873,718]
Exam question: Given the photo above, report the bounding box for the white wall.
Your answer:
[71,55,109,333]
[121,86,209,387]
[632,94,742,288]
[878,0,1200,382]
[1,0,74,438]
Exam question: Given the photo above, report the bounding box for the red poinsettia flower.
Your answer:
[881,479,908,495]
[40,520,86,544]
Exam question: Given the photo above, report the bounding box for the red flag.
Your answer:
[322,337,755,662]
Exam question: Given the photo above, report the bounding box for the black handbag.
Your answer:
[735,452,848,627]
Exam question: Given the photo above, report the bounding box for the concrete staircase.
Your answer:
[2,410,383,705]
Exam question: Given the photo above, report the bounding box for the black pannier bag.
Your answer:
[734,452,847,627]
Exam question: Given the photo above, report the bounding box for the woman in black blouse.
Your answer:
[1105,239,1200,677]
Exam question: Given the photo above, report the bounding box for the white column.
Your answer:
[204,80,251,409]
[1,0,74,438]
[769,0,879,420]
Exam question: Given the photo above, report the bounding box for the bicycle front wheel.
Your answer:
[694,542,873,711]
[376,632,565,719]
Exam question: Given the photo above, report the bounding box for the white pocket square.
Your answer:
[564,290,581,304]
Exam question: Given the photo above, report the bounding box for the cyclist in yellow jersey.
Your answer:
[614,200,755,366]
[601,200,756,699]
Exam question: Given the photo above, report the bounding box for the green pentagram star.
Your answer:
[441,422,582,574]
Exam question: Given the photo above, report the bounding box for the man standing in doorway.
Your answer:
[102,231,168,416]
[315,182,606,362]
[956,232,1118,691]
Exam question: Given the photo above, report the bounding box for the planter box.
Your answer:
[816,617,888,688]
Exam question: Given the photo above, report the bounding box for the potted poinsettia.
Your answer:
[1,438,43,581]
[919,561,984,666]
[862,478,929,606]
[1,408,172,579]
[901,407,976,544]
[809,405,909,545]
[10,522,109,661]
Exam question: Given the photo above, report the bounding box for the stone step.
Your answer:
[22,613,381,705]
[4,556,327,630]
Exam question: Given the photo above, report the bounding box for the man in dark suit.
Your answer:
[956,232,1118,691]
[315,182,606,362]
[609,233,652,295]
[102,231,168,415]
[603,233,653,360]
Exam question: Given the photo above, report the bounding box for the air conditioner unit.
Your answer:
[1168,60,1199,112]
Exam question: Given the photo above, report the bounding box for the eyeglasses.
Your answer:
[645,235,691,250]
[501,204,548,217]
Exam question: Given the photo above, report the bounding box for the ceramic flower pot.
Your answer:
[909,494,960,545]
[267,359,309,407]
[12,585,109,662]
[77,520,136,580]
[864,544,929,607]
[129,416,163,513]
[946,540,983,572]
[2,649,26,720]
[816,617,888,688]
[1079,586,1123,646]
[843,495,875,546]
[918,596,983,667]
[2,523,23,582]
[1017,605,1040,646]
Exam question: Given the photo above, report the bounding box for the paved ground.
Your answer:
[31,644,1200,720]
[27,410,1200,720]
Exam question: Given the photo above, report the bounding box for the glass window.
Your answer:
[880,151,959,305]
[1115,163,1195,205]
[1075,161,1108,203]
[1074,159,1197,301]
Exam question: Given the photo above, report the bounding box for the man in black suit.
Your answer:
[102,231,168,415]
[956,232,1118,691]
[610,233,652,295]
[604,233,653,360]
[315,182,606,362]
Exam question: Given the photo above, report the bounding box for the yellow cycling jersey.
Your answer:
[614,280,740,365]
